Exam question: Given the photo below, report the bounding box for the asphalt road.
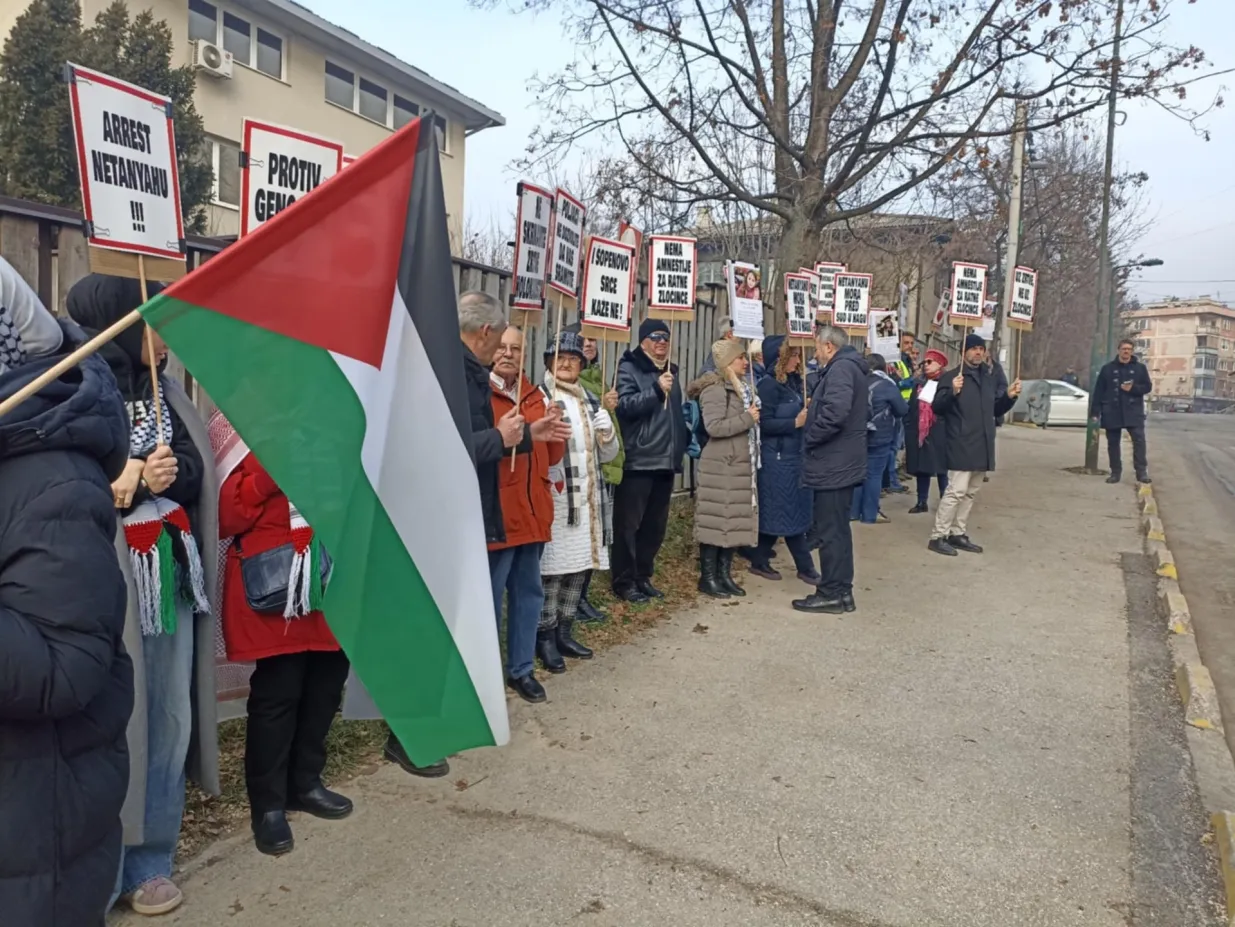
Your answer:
[1148,413,1235,771]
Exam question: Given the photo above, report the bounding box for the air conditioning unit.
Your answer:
[193,40,233,79]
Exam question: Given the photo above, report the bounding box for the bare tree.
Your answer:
[477,0,1220,303]
[456,212,515,271]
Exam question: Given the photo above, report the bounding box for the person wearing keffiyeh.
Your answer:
[904,349,951,513]
[535,331,620,673]
[210,412,352,858]
[67,273,219,919]
[687,338,762,598]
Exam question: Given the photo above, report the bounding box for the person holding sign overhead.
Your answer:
[612,319,689,603]
[67,275,218,918]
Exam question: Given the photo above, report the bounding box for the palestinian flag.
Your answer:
[141,117,509,762]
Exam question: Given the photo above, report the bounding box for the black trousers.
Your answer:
[752,532,816,574]
[611,470,675,591]
[1105,426,1148,475]
[807,487,856,598]
[245,649,351,814]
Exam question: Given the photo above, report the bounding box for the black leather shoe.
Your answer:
[928,538,958,557]
[1136,473,1152,484]
[613,585,649,603]
[748,563,782,580]
[556,619,593,660]
[253,811,294,856]
[1105,471,1122,484]
[841,593,856,613]
[536,629,566,673]
[717,549,746,597]
[577,598,608,623]
[908,502,928,514]
[791,593,845,614]
[796,570,822,586]
[288,785,353,820]
[947,534,984,554]
[507,673,547,703]
[636,579,665,599]
[384,733,450,778]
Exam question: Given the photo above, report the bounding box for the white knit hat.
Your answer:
[0,256,62,375]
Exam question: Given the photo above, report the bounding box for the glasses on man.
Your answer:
[647,332,670,343]
[495,344,523,356]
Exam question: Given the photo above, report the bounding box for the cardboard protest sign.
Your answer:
[976,300,997,341]
[548,188,586,299]
[814,262,846,320]
[1009,265,1038,329]
[833,272,872,331]
[240,120,343,236]
[949,261,987,326]
[66,63,184,262]
[727,260,765,340]
[798,268,821,317]
[784,272,813,342]
[512,182,553,310]
[869,310,899,358]
[580,236,635,339]
[932,289,950,330]
[648,235,697,314]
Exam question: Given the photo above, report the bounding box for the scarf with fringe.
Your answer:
[122,388,210,636]
[208,411,325,619]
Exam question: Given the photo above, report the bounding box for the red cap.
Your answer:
[925,349,949,367]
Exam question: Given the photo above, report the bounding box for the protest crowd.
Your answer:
[0,247,1069,924]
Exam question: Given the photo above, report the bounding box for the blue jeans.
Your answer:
[852,443,892,523]
[884,422,904,489]
[489,543,545,680]
[114,601,195,899]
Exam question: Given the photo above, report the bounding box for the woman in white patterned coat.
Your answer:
[536,331,620,672]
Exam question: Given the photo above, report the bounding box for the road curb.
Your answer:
[1141,483,1235,919]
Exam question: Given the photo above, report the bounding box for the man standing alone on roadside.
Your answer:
[1090,338,1153,484]
[927,334,1021,557]
[793,324,868,615]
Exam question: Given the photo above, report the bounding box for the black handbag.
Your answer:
[234,536,333,615]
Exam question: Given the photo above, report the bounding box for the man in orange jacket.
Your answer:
[488,326,568,702]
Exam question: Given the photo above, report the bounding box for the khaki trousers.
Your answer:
[931,469,984,540]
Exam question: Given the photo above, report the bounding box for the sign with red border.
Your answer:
[814,262,846,320]
[580,236,635,332]
[66,63,185,260]
[648,235,697,311]
[547,187,586,298]
[240,119,343,237]
[833,272,872,331]
[784,272,813,338]
[512,182,552,310]
[1009,265,1038,326]
[342,153,357,168]
[949,261,988,324]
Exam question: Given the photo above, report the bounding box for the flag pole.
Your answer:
[0,309,143,420]
[138,256,166,443]
[663,319,673,409]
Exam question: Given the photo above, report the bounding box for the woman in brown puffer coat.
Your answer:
[687,338,761,599]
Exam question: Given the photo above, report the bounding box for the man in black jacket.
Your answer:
[612,318,689,602]
[928,334,1021,556]
[1090,339,1153,484]
[0,261,133,927]
[793,324,869,615]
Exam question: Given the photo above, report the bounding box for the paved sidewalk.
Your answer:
[113,428,1199,926]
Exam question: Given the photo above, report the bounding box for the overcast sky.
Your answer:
[304,0,1234,304]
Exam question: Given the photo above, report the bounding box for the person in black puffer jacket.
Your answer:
[0,258,132,927]
[612,318,688,602]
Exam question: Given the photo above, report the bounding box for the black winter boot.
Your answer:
[697,545,730,599]
[535,629,566,673]
[717,548,746,597]
[556,617,593,660]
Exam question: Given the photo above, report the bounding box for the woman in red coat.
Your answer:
[210,412,351,858]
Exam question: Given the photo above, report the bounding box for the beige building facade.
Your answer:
[3,0,503,242]
[1123,297,1235,410]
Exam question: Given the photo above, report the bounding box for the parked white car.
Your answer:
[1015,379,1091,426]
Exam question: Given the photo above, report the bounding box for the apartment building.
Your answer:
[1123,297,1235,411]
[3,0,504,242]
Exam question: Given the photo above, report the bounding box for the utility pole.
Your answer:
[991,101,1027,370]
[1084,0,1124,472]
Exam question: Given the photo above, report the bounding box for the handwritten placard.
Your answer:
[949,262,987,325]
[785,272,813,339]
[580,237,635,331]
[512,182,552,310]
[648,235,696,311]
[833,272,872,331]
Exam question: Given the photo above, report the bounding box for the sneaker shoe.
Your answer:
[126,877,184,916]
[875,511,890,524]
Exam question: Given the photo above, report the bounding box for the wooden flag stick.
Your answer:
[510,308,530,472]
[138,256,166,444]
[663,320,674,408]
[550,290,566,401]
[0,308,143,420]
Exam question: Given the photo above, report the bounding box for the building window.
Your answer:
[358,77,388,124]
[205,137,241,207]
[394,94,419,130]
[324,60,354,109]
[188,0,283,79]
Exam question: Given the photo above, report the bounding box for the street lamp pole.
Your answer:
[991,101,1027,370]
[1084,0,1124,472]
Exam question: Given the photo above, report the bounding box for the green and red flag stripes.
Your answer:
[141,116,509,763]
